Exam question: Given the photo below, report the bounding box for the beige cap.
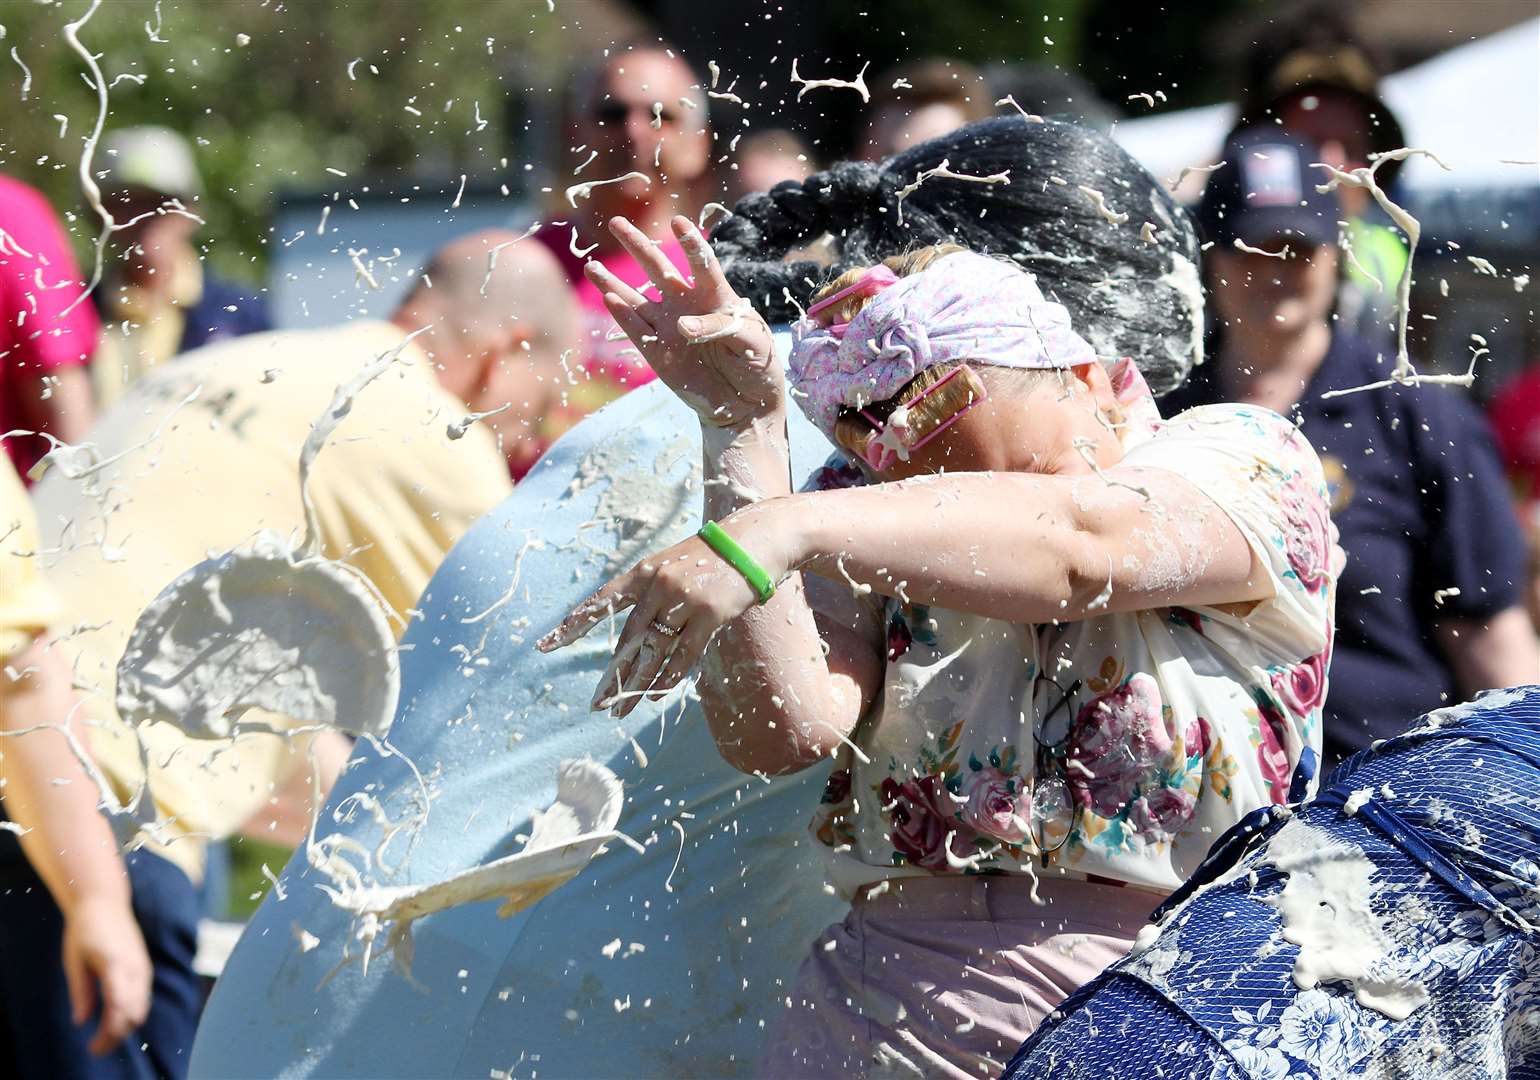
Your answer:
[99,125,204,200]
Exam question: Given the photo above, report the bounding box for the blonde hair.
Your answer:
[812,244,1060,461]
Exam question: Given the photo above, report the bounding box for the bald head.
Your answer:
[398,229,576,350]
[392,229,580,466]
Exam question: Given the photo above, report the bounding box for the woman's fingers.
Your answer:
[611,604,689,715]
[601,292,660,351]
[539,569,645,652]
[640,625,710,703]
[671,215,734,302]
[591,634,645,711]
[610,633,678,718]
[608,216,692,297]
[675,305,750,346]
[583,258,651,309]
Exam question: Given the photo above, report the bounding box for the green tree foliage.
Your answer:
[0,0,568,283]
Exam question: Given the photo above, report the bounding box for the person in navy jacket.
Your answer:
[1162,128,1538,764]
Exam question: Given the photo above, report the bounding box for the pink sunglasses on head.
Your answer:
[856,365,989,471]
[806,265,900,337]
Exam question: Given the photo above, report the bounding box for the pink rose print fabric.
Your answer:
[881,775,977,871]
[962,767,1031,845]
[1066,674,1172,817]
[1281,470,1333,595]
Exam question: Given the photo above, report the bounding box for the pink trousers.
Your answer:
[759,874,1163,1079]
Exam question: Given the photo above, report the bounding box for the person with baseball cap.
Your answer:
[1233,1,1411,344]
[92,126,272,408]
[1163,127,1538,768]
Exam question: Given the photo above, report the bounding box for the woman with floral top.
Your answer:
[542,119,1337,1078]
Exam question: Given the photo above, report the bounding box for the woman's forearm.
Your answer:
[700,413,793,518]
[752,467,1262,624]
[695,416,873,774]
[1,640,130,916]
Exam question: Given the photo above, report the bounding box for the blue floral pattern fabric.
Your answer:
[1002,685,1540,1079]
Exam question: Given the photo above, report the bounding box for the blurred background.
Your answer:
[1,0,1534,388]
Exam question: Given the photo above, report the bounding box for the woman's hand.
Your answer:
[538,505,795,718]
[585,215,782,428]
[61,894,152,1055]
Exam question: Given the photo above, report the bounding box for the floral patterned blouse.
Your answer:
[808,362,1336,895]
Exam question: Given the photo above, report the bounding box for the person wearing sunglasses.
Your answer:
[530,40,714,438]
[543,116,1339,1078]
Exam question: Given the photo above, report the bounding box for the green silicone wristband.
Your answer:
[698,521,776,605]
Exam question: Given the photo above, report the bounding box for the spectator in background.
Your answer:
[534,39,711,412]
[1489,365,1540,629]
[1,454,169,1078]
[0,174,99,481]
[857,58,992,161]
[92,126,272,409]
[1235,3,1409,344]
[725,128,815,205]
[23,230,574,1068]
[1164,128,1539,766]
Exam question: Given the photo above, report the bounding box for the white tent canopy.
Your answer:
[1113,18,1540,194]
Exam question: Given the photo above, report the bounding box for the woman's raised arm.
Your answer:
[774,466,1268,621]
[543,215,884,776]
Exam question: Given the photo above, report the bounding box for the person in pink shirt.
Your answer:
[533,40,713,435]
[0,174,100,480]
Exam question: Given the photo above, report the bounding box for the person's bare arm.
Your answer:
[782,467,1268,623]
[688,420,883,773]
[546,214,883,775]
[548,465,1263,775]
[13,365,95,447]
[0,638,149,1054]
[1434,606,1540,695]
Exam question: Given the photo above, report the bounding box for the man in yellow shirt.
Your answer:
[2,455,161,1075]
[16,230,576,1076]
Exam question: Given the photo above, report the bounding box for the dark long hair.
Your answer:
[713,116,1204,395]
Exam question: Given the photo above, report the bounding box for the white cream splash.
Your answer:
[321,759,626,977]
[1261,819,1429,1020]
[790,58,870,102]
[895,159,1012,226]
[1314,149,1477,398]
[565,172,651,209]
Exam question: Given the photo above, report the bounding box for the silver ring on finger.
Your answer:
[649,619,682,638]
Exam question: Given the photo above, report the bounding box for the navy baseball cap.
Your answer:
[1195,128,1338,249]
